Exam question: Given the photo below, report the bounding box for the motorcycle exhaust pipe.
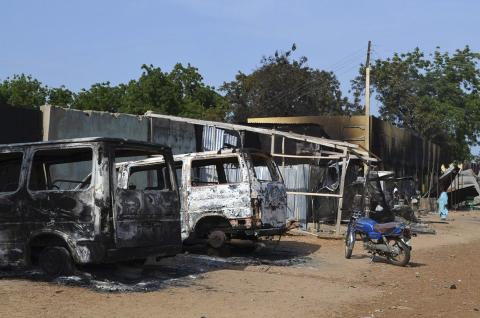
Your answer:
[366,243,390,253]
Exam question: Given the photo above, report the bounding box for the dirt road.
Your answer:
[1,211,480,318]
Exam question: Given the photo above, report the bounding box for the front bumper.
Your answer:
[228,217,288,238]
[232,225,288,238]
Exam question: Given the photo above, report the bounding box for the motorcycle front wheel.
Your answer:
[386,238,410,266]
[344,225,355,259]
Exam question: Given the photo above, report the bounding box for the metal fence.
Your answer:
[202,126,238,151]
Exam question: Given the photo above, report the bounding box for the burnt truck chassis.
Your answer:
[0,138,182,275]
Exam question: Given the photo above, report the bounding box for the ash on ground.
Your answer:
[0,240,316,293]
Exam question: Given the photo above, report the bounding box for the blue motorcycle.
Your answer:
[345,208,412,266]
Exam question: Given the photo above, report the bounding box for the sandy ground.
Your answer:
[1,211,480,318]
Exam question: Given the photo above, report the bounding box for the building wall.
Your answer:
[248,115,444,194]
[371,117,441,193]
[0,105,42,144]
[42,105,149,142]
[41,106,198,155]
[248,115,369,148]
[150,117,196,154]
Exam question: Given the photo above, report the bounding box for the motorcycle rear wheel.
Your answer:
[344,226,355,259]
[386,238,410,266]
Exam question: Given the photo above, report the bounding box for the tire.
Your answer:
[344,226,355,259]
[39,246,74,277]
[207,245,231,257]
[207,230,227,249]
[386,238,410,266]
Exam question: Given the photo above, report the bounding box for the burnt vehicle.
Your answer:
[117,149,288,249]
[0,138,181,276]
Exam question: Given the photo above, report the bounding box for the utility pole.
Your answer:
[364,41,372,179]
[365,40,372,117]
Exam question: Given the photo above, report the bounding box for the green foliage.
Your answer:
[2,47,478,160]
[0,64,228,121]
[0,74,47,108]
[47,86,74,107]
[352,46,480,161]
[221,44,358,122]
[73,82,125,113]
[73,64,227,120]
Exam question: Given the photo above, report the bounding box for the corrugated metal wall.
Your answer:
[201,125,238,151]
[278,165,310,228]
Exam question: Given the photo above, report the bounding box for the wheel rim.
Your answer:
[387,240,407,263]
[208,230,226,249]
[345,230,354,257]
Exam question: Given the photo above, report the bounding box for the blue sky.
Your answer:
[1,0,479,118]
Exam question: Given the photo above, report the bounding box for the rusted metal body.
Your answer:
[117,149,288,243]
[0,137,181,268]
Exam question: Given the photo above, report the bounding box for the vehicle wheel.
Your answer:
[207,244,231,257]
[344,226,355,259]
[386,238,410,266]
[207,230,227,249]
[39,246,74,277]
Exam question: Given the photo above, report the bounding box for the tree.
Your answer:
[168,63,228,120]
[73,82,125,113]
[1,63,228,121]
[47,86,74,107]
[221,44,357,123]
[0,74,47,108]
[351,46,480,161]
[119,64,181,115]
[71,64,228,120]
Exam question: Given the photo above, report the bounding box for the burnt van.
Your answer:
[0,138,181,276]
[117,149,288,249]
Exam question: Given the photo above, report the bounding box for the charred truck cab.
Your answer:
[0,138,181,276]
[117,149,288,249]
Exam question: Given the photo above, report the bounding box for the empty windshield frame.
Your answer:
[28,146,94,192]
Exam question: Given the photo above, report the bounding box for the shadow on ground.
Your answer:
[368,255,426,268]
[0,239,321,293]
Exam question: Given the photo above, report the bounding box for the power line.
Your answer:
[266,49,365,107]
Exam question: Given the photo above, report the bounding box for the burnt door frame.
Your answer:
[111,147,181,249]
[0,149,28,265]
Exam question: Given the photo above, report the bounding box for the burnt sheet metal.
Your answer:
[184,150,288,237]
[251,182,288,228]
[118,149,289,241]
[446,169,480,205]
[0,141,100,267]
[0,138,181,268]
[432,165,460,196]
[185,182,252,233]
[115,189,181,248]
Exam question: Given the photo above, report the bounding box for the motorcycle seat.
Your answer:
[374,222,399,233]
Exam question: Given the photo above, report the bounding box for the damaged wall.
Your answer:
[150,117,196,154]
[371,117,442,193]
[42,106,149,141]
[248,115,445,195]
[42,106,199,155]
[0,105,42,144]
